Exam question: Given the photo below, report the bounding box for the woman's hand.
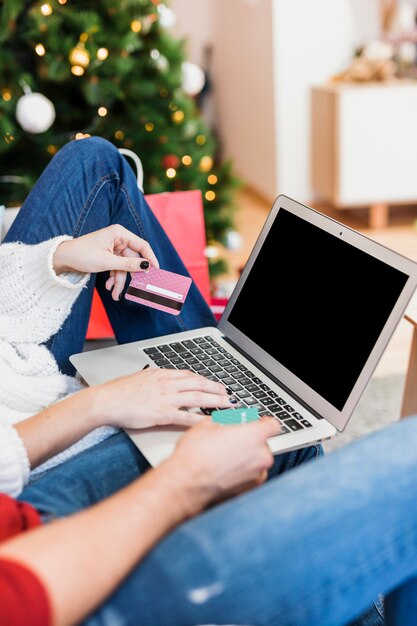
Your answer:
[97,368,233,429]
[53,225,159,300]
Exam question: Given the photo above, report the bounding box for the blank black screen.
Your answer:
[228,208,408,410]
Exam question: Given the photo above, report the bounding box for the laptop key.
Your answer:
[229,383,243,392]
[170,357,183,365]
[212,354,225,361]
[154,358,170,366]
[199,369,212,378]
[237,390,250,398]
[276,410,291,420]
[194,337,206,344]
[268,390,278,398]
[277,425,290,435]
[209,365,222,373]
[254,391,268,400]
[234,371,248,380]
[176,364,190,370]
[225,365,238,373]
[247,383,259,393]
[292,412,303,419]
[144,347,160,355]
[216,371,230,380]
[301,420,312,428]
[283,404,294,412]
[245,397,259,406]
[206,375,218,382]
[159,345,173,353]
[263,398,276,407]
[222,377,236,386]
[276,398,286,405]
[252,377,263,385]
[181,340,197,349]
[170,342,188,353]
[285,419,304,432]
[190,347,204,355]
[183,357,199,365]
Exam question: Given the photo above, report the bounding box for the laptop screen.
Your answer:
[227,208,408,411]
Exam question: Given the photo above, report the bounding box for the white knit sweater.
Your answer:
[0,236,116,497]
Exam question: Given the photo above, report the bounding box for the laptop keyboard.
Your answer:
[144,335,313,436]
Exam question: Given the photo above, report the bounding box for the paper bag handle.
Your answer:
[119,148,144,192]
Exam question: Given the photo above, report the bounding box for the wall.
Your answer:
[171,0,381,202]
[272,0,380,202]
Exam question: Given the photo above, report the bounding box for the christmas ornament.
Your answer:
[162,154,180,169]
[158,4,177,28]
[182,62,205,96]
[69,43,90,68]
[16,91,55,133]
[224,230,243,251]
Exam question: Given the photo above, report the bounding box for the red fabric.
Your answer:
[0,495,51,626]
[86,189,211,340]
[0,560,51,626]
[0,494,42,541]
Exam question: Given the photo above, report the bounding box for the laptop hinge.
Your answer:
[221,335,324,421]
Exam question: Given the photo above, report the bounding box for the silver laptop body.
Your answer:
[70,195,417,466]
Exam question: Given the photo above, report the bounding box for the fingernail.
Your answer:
[140,260,150,270]
[229,397,237,404]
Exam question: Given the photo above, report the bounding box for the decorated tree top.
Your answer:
[0,0,241,277]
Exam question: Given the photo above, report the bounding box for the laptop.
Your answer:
[70,194,417,466]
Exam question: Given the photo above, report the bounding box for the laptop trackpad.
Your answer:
[125,425,186,467]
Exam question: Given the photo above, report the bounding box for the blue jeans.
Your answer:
[9,138,387,625]
[4,136,216,376]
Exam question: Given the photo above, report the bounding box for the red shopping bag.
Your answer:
[86,189,210,339]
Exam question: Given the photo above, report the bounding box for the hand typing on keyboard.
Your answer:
[95,367,234,429]
[144,336,314,435]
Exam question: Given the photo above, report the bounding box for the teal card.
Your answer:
[212,407,259,425]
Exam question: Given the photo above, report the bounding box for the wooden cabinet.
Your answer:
[311,81,417,227]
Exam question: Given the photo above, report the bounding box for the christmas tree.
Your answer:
[0,0,241,276]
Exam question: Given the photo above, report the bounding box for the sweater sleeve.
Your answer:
[0,236,90,344]
[0,560,51,626]
[0,423,30,498]
[0,496,50,626]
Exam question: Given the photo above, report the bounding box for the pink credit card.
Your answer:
[125,267,192,316]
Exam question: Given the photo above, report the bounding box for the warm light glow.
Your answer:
[145,122,154,132]
[115,130,125,140]
[166,168,176,179]
[205,191,216,201]
[208,174,218,184]
[47,145,58,154]
[58,0,67,4]
[84,133,91,138]
[98,106,107,117]
[3,133,14,144]
[75,132,84,140]
[35,43,46,56]
[40,3,52,16]
[196,134,206,145]
[80,32,89,43]
[69,45,90,68]
[131,19,142,33]
[2,89,12,102]
[182,155,192,166]
[97,47,108,61]
[71,65,84,76]
[199,155,213,172]
[172,110,184,123]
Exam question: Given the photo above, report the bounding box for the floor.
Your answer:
[218,189,417,380]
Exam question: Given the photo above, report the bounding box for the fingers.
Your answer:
[168,373,228,396]
[170,410,205,427]
[111,270,127,301]
[176,391,233,409]
[114,225,160,269]
[255,416,282,439]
